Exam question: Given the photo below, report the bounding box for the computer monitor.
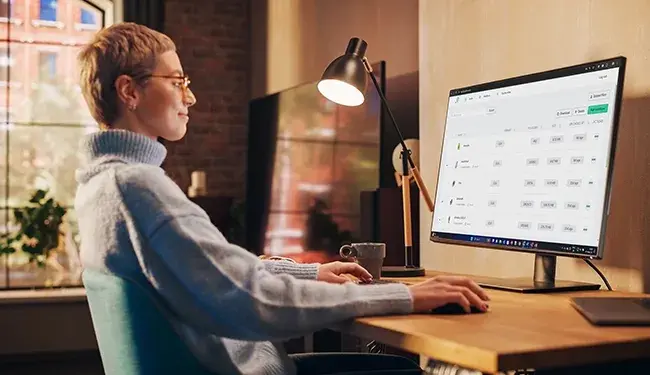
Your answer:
[430,56,627,292]
[245,62,386,261]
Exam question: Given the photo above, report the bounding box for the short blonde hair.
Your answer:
[78,22,176,127]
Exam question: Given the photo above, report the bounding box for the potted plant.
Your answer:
[304,198,357,259]
[0,188,67,268]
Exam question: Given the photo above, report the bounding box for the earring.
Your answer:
[129,104,137,111]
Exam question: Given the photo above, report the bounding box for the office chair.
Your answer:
[82,269,215,375]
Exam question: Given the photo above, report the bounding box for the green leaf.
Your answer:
[30,189,48,203]
[54,205,67,218]
[0,246,16,255]
[13,209,24,223]
[22,242,45,256]
[5,188,68,263]
[23,226,35,238]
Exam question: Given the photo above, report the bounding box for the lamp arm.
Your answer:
[363,58,411,166]
[410,166,434,213]
[362,58,435,213]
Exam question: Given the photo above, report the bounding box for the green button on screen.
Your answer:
[588,104,609,114]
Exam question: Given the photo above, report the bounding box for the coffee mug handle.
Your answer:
[339,244,357,259]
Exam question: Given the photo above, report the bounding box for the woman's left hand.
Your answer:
[317,261,373,284]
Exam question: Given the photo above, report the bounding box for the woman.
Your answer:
[75,22,489,375]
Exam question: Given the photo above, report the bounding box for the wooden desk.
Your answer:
[333,271,650,374]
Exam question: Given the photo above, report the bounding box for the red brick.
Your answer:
[162,0,250,198]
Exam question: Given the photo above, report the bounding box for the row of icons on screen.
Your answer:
[557,245,594,255]
[468,236,538,248]
[585,61,617,71]
[450,61,618,95]
[466,236,595,255]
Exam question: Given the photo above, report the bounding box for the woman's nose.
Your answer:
[184,88,197,107]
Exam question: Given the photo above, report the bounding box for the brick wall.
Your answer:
[162,0,250,198]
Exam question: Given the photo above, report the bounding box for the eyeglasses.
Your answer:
[145,74,191,90]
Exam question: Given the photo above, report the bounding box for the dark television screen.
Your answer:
[246,62,386,261]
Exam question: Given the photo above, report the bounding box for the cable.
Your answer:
[583,259,613,291]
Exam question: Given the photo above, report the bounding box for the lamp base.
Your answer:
[381,266,425,278]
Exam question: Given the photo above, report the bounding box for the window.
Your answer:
[0,48,11,82]
[80,8,95,25]
[1,0,110,290]
[38,51,57,82]
[0,0,10,19]
[39,0,57,22]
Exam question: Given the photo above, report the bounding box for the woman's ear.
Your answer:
[114,74,140,109]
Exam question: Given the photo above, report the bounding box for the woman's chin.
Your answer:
[162,123,187,141]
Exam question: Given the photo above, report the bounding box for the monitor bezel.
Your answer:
[429,56,627,260]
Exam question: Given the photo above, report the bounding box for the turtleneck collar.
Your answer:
[79,129,167,167]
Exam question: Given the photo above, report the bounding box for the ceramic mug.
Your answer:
[339,242,386,279]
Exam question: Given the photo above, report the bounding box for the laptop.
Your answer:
[571,297,650,326]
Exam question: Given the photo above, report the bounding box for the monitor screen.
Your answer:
[246,62,385,262]
[430,57,626,259]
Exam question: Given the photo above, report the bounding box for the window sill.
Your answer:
[31,20,65,29]
[0,287,86,305]
[0,17,24,26]
[74,22,100,31]
[0,81,24,88]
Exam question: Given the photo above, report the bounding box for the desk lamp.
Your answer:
[318,37,434,277]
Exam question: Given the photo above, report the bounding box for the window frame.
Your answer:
[1,0,120,291]
[38,0,58,22]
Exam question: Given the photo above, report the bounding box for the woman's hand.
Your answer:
[317,261,373,284]
[408,275,490,313]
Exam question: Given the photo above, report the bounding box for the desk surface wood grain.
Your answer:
[334,271,650,373]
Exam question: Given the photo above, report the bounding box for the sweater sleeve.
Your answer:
[114,167,413,342]
[261,260,320,280]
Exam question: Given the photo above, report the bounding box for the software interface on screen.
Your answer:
[431,59,623,257]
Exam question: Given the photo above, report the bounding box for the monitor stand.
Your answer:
[471,254,601,293]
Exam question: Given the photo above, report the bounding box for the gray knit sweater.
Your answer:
[74,130,414,375]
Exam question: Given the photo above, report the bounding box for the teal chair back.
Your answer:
[82,269,215,375]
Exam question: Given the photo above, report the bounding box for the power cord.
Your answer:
[583,259,613,291]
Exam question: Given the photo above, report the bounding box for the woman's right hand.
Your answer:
[408,275,490,313]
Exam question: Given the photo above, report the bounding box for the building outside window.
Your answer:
[0,47,11,81]
[0,0,111,290]
[0,0,11,19]
[38,51,57,82]
[80,7,93,24]
[39,0,58,21]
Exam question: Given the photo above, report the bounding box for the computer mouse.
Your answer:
[430,303,486,315]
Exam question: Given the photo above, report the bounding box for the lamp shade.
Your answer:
[317,38,368,106]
